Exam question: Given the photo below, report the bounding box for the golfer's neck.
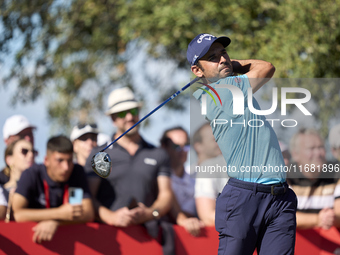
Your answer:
[114,132,141,156]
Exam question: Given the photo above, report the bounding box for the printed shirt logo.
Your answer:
[38,193,46,206]
[144,158,157,166]
[197,34,215,43]
[197,82,223,106]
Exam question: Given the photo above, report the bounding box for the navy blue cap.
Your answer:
[186,33,231,66]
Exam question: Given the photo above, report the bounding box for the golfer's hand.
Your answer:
[130,203,153,225]
[32,220,59,243]
[58,203,83,221]
[318,208,335,229]
[178,217,205,237]
[109,207,134,227]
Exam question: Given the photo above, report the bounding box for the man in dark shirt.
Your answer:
[12,135,94,243]
[85,87,173,227]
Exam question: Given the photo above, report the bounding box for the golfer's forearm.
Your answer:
[14,208,61,222]
[231,59,273,74]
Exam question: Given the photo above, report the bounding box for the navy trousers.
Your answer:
[215,178,297,255]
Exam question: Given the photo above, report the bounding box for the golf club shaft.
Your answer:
[101,77,200,152]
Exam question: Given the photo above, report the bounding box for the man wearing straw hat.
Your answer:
[84,87,174,252]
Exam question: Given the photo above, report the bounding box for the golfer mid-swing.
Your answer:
[188,33,297,255]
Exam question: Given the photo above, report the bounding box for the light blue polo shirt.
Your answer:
[193,74,286,184]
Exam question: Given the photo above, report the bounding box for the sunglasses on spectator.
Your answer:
[170,142,190,152]
[21,148,38,157]
[77,123,98,129]
[117,108,139,118]
[78,133,98,142]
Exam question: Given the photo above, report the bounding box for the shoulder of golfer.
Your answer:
[231,59,275,93]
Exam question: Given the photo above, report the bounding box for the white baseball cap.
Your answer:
[3,115,36,140]
[70,123,99,142]
[329,124,340,149]
[106,87,142,115]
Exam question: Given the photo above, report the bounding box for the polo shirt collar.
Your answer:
[110,134,153,149]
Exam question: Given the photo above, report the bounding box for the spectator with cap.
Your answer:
[287,128,340,229]
[12,135,94,243]
[329,124,340,163]
[84,87,174,253]
[70,123,99,167]
[1,115,37,185]
[3,115,36,146]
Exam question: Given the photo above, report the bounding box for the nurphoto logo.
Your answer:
[199,83,312,128]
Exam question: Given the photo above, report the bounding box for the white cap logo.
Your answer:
[197,34,215,43]
[192,55,199,64]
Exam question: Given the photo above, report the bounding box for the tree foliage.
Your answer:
[0,0,339,135]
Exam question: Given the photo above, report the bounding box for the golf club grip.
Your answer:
[101,77,200,152]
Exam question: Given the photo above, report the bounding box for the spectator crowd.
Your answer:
[1,86,340,253]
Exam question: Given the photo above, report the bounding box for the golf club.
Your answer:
[91,77,200,178]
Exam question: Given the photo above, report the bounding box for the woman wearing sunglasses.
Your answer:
[3,139,36,221]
